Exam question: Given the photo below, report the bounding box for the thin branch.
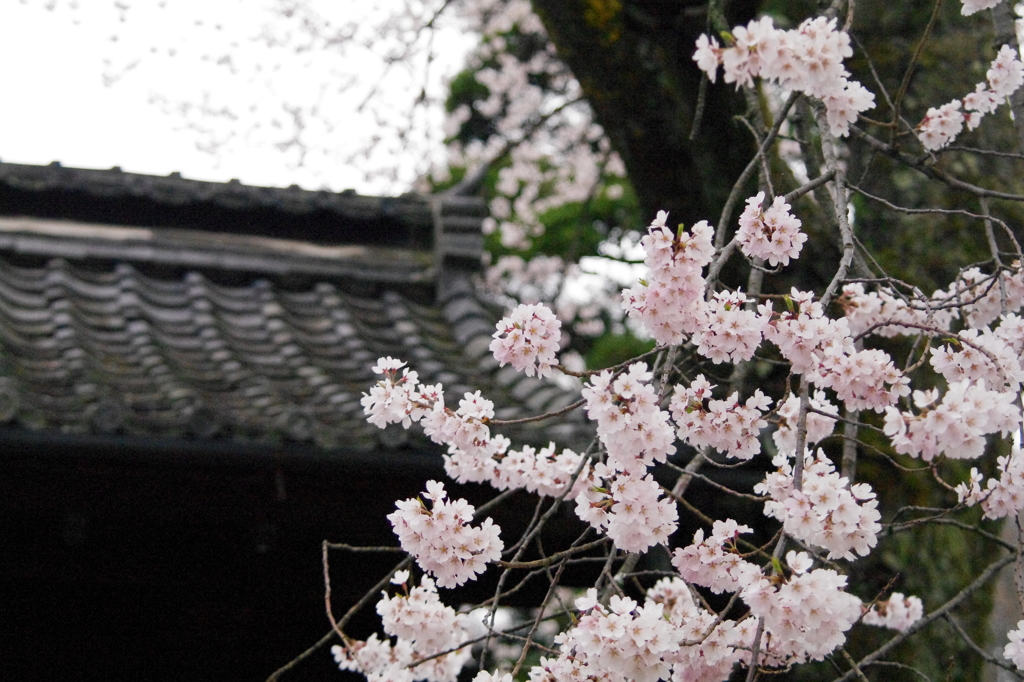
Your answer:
[814,104,856,309]
[849,125,1024,202]
[715,91,801,250]
[944,613,1024,676]
[323,543,405,552]
[889,0,944,142]
[498,537,611,569]
[784,169,837,204]
[831,552,1016,682]
[487,398,585,425]
[267,554,414,681]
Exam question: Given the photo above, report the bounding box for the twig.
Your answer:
[831,552,1016,682]
[323,543,405,552]
[784,169,837,204]
[840,648,871,682]
[714,91,801,250]
[814,104,856,309]
[498,537,611,569]
[267,554,413,681]
[944,613,1024,676]
[889,0,944,143]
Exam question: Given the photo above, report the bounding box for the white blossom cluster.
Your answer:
[420,389,495,456]
[526,654,608,682]
[441,433,591,500]
[839,283,954,338]
[917,101,970,152]
[742,555,863,662]
[693,16,875,136]
[772,391,838,453]
[363,357,590,501]
[621,211,715,346]
[757,451,881,560]
[361,357,432,429]
[361,368,500,469]
[574,463,678,553]
[581,362,676,474]
[332,635,422,682]
[489,302,562,378]
[736,191,807,267]
[673,523,864,664]
[862,593,924,632]
[764,289,910,411]
[646,578,753,682]
[950,265,1024,329]
[884,379,1021,461]
[377,574,471,651]
[961,0,1006,14]
[557,592,679,682]
[693,290,771,364]
[529,580,752,682]
[388,481,503,588]
[957,448,1024,519]
[917,44,1024,150]
[332,573,473,682]
[931,323,1024,390]
[672,520,762,595]
[811,343,911,412]
[489,442,590,498]
[1006,621,1024,669]
[669,374,771,460]
[763,289,854,373]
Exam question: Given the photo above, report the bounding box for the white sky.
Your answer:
[0,0,474,194]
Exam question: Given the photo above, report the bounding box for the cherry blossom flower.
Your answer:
[757,451,881,560]
[884,380,1021,461]
[575,464,678,553]
[621,213,714,346]
[693,290,771,364]
[670,375,771,460]
[490,302,562,378]
[917,44,1024,150]
[581,363,676,475]
[333,575,475,682]
[736,192,807,267]
[693,16,874,137]
[957,449,1024,519]
[839,283,955,338]
[388,481,504,588]
[862,593,924,632]
[773,391,837,453]
[918,100,965,151]
[362,359,424,429]
[1006,621,1024,669]
[555,589,680,682]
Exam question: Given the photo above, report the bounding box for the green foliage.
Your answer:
[485,180,641,262]
[584,330,655,370]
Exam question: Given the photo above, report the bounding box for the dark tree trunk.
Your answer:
[530,0,760,225]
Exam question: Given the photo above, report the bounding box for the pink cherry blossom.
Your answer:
[490,302,562,378]
[388,482,504,588]
[736,192,807,267]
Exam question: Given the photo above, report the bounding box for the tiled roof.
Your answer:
[0,163,587,454]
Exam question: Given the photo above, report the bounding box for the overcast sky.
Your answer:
[0,0,473,194]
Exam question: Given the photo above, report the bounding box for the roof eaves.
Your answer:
[0,216,436,284]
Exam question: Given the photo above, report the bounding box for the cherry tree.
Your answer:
[251,0,1024,679]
